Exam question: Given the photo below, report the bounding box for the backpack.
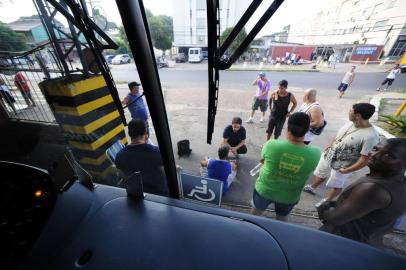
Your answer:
[177,140,192,157]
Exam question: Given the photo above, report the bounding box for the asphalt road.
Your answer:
[111,64,406,98]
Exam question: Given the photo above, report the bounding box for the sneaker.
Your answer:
[315,198,327,208]
[259,117,264,123]
[383,88,387,91]
[376,88,380,91]
[303,184,316,195]
[246,118,254,123]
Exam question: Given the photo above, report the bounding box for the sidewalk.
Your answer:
[228,61,395,73]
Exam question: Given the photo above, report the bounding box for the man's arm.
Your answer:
[252,77,259,86]
[287,94,297,116]
[338,155,369,174]
[309,106,324,128]
[121,96,129,105]
[200,157,209,167]
[268,92,275,111]
[320,183,390,226]
[349,73,355,86]
[232,139,245,151]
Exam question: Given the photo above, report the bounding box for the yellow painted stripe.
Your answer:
[45,76,106,97]
[79,154,108,166]
[61,111,120,134]
[53,95,113,116]
[68,124,124,151]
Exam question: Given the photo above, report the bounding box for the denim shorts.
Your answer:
[252,189,296,216]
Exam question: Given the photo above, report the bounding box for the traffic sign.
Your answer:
[180,173,223,206]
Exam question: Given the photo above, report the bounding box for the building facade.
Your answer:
[173,0,250,52]
[287,0,406,59]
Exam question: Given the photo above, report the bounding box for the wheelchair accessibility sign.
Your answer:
[180,173,223,206]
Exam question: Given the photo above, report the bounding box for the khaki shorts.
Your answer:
[313,155,353,189]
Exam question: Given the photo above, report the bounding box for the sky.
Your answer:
[0,0,326,37]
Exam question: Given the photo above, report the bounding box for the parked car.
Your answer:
[175,53,187,63]
[156,56,169,68]
[111,54,131,64]
[104,55,115,64]
[188,48,203,63]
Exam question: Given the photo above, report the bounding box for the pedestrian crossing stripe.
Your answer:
[61,110,120,134]
[53,95,113,116]
[68,124,124,151]
[43,76,106,97]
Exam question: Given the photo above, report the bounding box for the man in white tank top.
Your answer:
[298,89,324,144]
[337,66,356,98]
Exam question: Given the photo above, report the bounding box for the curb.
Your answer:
[229,67,320,72]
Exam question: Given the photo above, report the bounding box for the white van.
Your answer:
[188,48,203,63]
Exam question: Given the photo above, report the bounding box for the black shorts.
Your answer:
[337,83,348,92]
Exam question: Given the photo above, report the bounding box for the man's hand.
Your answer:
[338,167,350,174]
[230,147,238,155]
[286,112,291,117]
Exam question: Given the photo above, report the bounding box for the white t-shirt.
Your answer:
[387,68,400,79]
[324,122,379,169]
[342,71,354,84]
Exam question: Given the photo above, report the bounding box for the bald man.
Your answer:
[298,89,325,144]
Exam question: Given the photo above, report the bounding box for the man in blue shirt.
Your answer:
[122,81,148,122]
[200,145,237,193]
[115,119,168,196]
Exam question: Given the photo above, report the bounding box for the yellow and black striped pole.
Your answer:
[39,75,127,180]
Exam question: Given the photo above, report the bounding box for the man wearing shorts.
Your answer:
[377,64,400,91]
[337,66,356,98]
[200,145,237,194]
[250,112,321,221]
[304,103,379,206]
[246,72,270,123]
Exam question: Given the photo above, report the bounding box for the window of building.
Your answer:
[196,18,206,30]
[388,35,406,57]
[362,7,371,17]
[373,19,388,30]
[385,0,397,9]
[196,0,205,10]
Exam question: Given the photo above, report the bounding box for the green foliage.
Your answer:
[148,15,173,53]
[0,22,28,52]
[113,37,129,54]
[379,115,406,134]
[220,27,248,54]
[117,9,174,55]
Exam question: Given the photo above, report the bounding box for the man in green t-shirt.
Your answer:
[251,112,321,221]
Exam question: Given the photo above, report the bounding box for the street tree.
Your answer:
[0,22,28,52]
[148,15,173,55]
[220,27,247,55]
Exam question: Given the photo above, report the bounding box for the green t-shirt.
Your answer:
[255,139,321,204]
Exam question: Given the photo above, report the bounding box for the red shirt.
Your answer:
[14,72,30,92]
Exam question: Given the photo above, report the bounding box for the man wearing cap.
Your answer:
[246,72,270,123]
[122,81,148,122]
